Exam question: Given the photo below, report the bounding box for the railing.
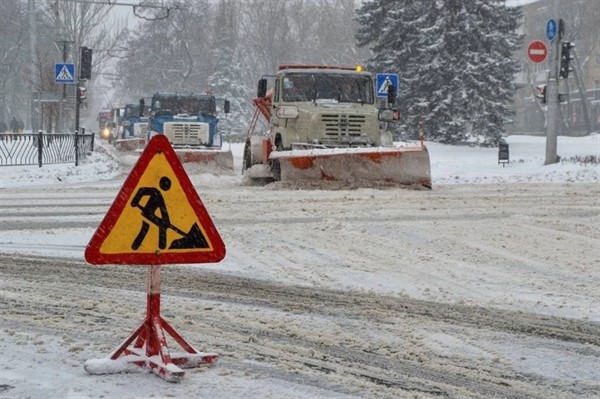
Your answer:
[0,131,95,167]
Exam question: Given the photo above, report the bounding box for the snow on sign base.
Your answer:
[85,135,225,265]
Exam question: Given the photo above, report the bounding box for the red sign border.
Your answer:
[85,135,226,265]
[527,40,548,63]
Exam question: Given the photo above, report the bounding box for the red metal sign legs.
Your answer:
[84,266,217,382]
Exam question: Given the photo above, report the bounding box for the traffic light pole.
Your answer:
[545,36,560,165]
[75,79,81,135]
[544,1,563,165]
[75,46,91,139]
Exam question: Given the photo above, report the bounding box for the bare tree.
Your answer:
[237,0,367,84]
[34,0,129,129]
[238,0,295,81]
[0,1,29,125]
[40,0,129,72]
[112,0,215,104]
[308,0,369,65]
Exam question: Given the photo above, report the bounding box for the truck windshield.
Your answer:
[123,105,140,119]
[98,112,111,129]
[151,95,216,115]
[282,73,374,104]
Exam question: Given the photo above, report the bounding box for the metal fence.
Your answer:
[0,131,94,167]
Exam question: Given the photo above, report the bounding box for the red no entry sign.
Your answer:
[527,40,548,63]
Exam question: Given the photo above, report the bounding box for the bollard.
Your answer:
[75,129,79,166]
[38,130,43,167]
[498,143,509,167]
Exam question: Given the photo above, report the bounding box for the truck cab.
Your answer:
[147,92,230,148]
[97,110,114,142]
[121,103,149,139]
[258,65,397,151]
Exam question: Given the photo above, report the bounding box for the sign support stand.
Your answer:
[84,135,226,382]
[84,265,217,382]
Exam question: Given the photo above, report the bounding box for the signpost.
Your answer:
[527,40,548,63]
[527,16,566,165]
[84,135,226,382]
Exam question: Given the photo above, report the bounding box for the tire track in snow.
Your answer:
[1,254,598,399]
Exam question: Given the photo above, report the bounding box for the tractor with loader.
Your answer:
[242,65,431,188]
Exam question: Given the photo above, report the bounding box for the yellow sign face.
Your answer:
[100,153,211,254]
[85,135,225,265]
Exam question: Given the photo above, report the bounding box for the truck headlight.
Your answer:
[379,109,395,122]
[276,106,298,119]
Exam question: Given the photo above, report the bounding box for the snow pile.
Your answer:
[2,134,597,189]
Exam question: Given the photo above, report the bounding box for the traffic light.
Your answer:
[536,84,546,104]
[78,86,87,101]
[79,46,92,80]
[559,42,575,79]
[387,83,396,105]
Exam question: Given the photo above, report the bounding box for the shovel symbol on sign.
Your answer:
[167,223,209,249]
[130,176,209,251]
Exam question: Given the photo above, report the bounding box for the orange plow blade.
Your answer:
[173,149,234,171]
[271,146,431,188]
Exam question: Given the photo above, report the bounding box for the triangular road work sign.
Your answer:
[85,135,226,265]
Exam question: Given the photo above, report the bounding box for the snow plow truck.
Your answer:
[242,65,431,188]
[146,92,233,170]
[113,102,149,151]
[121,102,149,139]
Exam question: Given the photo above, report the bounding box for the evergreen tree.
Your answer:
[356,0,522,145]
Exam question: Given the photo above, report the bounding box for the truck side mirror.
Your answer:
[139,98,145,117]
[257,79,267,98]
[224,100,230,114]
[387,85,396,105]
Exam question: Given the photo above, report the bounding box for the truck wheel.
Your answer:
[242,140,252,174]
[270,136,283,181]
[270,160,281,181]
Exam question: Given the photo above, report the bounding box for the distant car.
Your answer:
[97,111,113,141]
[99,123,112,142]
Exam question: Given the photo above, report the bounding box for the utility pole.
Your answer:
[28,0,39,133]
[53,0,73,135]
[55,40,73,134]
[544,7,561,165]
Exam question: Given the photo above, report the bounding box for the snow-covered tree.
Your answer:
[356,0,522,145]
[206,0,252,141]
[39,0,129,129]
[113,0,214,100]
[0,1,29,127]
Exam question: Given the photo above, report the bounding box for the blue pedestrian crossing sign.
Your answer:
[55,63,75,84]
[546,19,558,42]
[376,73,399,98]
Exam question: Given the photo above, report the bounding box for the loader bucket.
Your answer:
[270,146,431,188]
[174,149,234,172]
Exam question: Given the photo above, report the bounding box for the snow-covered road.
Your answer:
[1,173,598,398]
